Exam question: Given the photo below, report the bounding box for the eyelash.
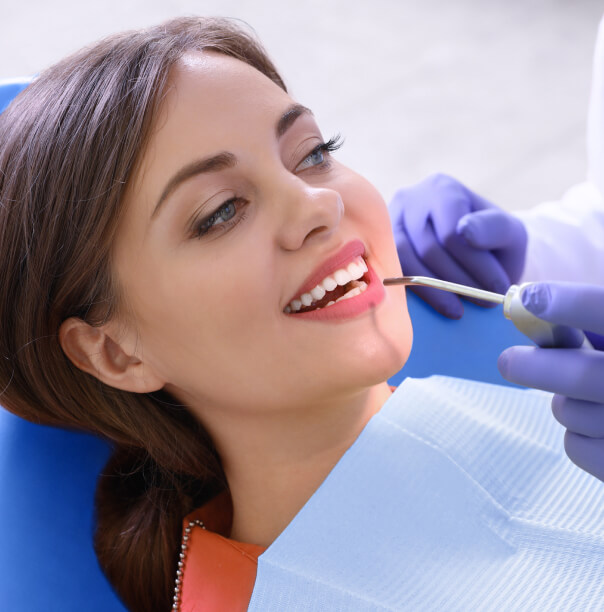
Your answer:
[191,196,248,240]
[191,134,344,239]
[299,134,343,171]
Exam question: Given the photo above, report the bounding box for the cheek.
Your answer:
[339,170,389,226]
[346,174,412,369]
[125,243,276,377]
[341,173,400,265]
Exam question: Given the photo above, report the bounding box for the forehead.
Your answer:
[152,52,291,151]
[129,52,292,203]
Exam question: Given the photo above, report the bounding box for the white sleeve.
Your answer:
[514,14,604,284]
[588,15,604,196]
[516,182,604,283]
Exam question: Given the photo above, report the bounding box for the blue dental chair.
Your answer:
[0,77,30,113]
[0,79,530,611]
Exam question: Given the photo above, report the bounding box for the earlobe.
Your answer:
[58,317,164,393]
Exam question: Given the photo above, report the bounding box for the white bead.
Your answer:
[173,519,207,610]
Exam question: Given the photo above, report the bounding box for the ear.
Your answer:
[59,317,165,393]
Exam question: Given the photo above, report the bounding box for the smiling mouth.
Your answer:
[284,255,370,314]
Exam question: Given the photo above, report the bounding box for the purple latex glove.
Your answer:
[498,282,604,482]
[389,174,528,318]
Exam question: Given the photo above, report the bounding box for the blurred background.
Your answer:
[2,0,603,209]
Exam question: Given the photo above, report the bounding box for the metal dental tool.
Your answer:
[383,276,584,349]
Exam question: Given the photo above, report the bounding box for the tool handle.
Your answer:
[504,284,592,348]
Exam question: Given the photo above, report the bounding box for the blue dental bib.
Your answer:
[249,376,604,611]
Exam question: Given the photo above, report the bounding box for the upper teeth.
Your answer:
[285,256,368,313]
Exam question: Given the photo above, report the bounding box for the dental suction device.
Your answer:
[383,276,582,349]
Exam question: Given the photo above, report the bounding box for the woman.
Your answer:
[1,17,603,612]
[0,16,411,611]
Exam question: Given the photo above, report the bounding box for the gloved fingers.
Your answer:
[552,395,604,437]
[564,432,604,482]
[389,175,460,237]
[459,188,496,213]
[498,346,604,403]
[417,189,477,274]
[428,208,511,294]
[402,176,471,265]
[429,189,472,240]
[427,174,493,214]
[457,209,527,284]
[521,282,604,336]
[405,216,488,291]
[456,208,524,250]
[493,245,527,290]
[445,239,511,295]
[585,331,604,351]
[387,189,410,228]
[548,326,587,349]
[394,226,464,319]
[403,193,509,295]
[388,175,516,311]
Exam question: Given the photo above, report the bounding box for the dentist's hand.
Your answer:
[498,282,604,482]
[389,174,527,318]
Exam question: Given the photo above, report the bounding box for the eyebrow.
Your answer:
[152,103,313,218]
[276,103,312,138]
[152,152,235,218]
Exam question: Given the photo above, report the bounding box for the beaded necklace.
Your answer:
[172,519,206,611]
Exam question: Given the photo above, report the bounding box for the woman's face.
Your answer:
[113,52,412,416]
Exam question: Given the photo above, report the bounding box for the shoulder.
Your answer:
[178,493,266,612]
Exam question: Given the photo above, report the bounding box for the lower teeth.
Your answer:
[335,284,365,303]
[312,281,368,311]
[285,279,369,314]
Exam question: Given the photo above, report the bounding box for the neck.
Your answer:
[205,382,393,547]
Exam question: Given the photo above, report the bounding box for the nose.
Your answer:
[276,178,344,251]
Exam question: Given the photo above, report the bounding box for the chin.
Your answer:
[343,310,413,389]
[369,292,413,378]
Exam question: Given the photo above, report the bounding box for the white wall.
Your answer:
[2,0,602,209]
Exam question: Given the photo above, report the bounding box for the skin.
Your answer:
[60,52,413,546]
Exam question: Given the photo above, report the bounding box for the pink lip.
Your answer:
[289,263,385,321]
[286,239,366,304]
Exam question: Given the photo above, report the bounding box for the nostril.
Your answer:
[304,225,329,241]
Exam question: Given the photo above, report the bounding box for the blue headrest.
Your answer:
[0,78,31,113]
[390,292,529,387]
[0,411,125,611]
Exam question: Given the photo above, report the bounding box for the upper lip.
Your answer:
[286,239,367,304]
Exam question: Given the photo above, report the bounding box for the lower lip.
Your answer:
[285,263,385,322]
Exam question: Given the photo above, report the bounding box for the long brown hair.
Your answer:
[0,17,286,611]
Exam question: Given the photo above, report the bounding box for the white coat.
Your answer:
[517,16,604,283]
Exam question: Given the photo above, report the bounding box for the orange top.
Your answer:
[180,492,266,612]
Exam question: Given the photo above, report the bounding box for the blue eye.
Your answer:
[193,198,246,239]
[295,135,344,173]
[299,148,325,170]
[216,201,236,222]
